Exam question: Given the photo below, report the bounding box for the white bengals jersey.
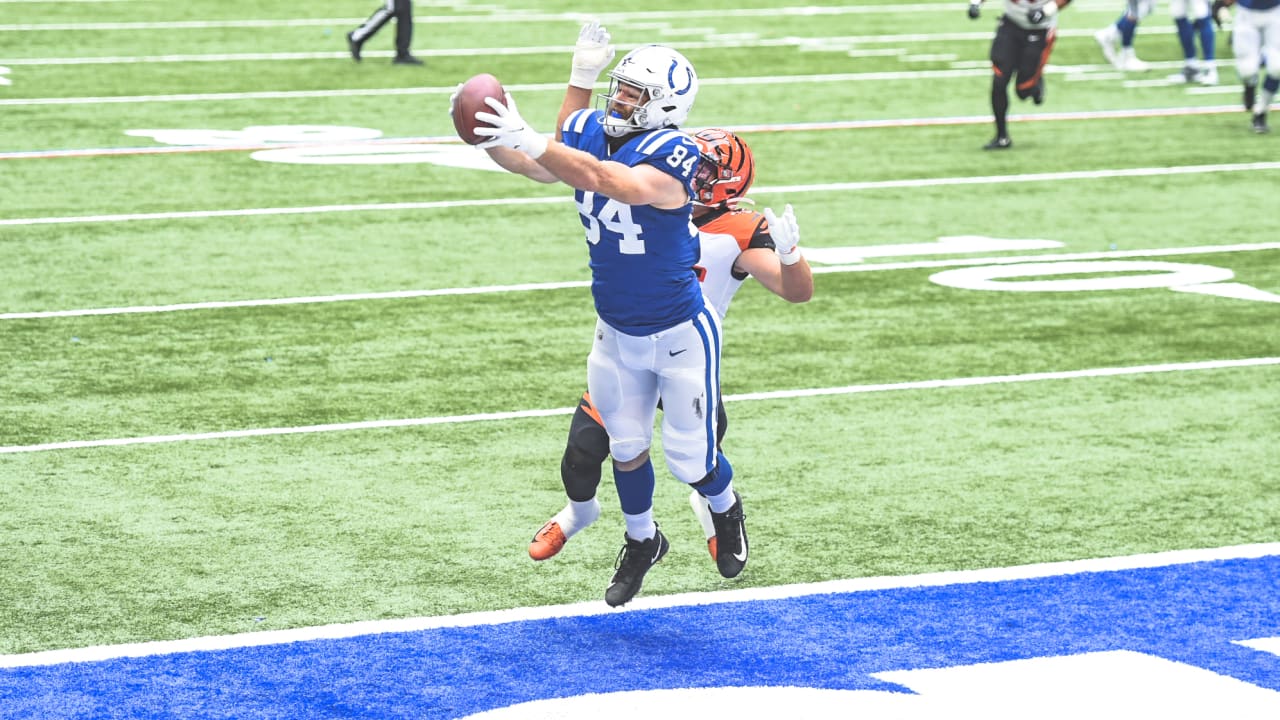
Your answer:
[1003,0,1062,29]
[694,206,774,322]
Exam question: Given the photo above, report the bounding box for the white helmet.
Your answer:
[599,45,698,137]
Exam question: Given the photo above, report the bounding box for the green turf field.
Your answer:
[1,0,1277,657]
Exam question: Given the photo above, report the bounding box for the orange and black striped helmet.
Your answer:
[691,128,755,208]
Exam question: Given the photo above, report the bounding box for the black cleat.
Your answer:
[346,32,362,63]
[605,527,668,607]
[393,53,424,66]
[1244,84,1257,113]
[983,136,1012,150]
[710,492,748,579]
[1032,77,1045,105]
[1252,112,1270,134]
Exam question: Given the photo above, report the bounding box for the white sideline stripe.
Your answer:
[1,357,1276,456]
[3,161,1277,228]
[0,6,1052,32]
[4,241,1278,321]
[0,105,1242,160]
[764,161,1280,194]
[0,30,1181,66]
[0,281,591,319]
[2,541,1276,669]
[726,357,1280,402]
[0,195,565,227]
[0,69,1213,107]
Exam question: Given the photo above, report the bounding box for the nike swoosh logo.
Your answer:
[668,348,687,356]
[732,531,747,563]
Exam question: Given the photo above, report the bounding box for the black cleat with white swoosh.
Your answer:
[710,491,748,578]
[605,526,669,607]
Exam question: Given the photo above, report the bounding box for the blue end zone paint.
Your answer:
[1,556,1277,718]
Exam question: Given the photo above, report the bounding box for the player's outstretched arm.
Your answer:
[477,94,688,208]
[737,204,814,303]
[472,93,559,183]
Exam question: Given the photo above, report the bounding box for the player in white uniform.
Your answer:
[528,127,813,567]
[474,32,758,606]
[1213,0,1280,132]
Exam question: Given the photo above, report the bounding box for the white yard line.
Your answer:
[3,160,1276,228]
[1,356,1276,456]
[0,6,1063,32]
[0,280,590,320]
[0,70,995,107]
[0,30,1182,65]
[0,67,1202,107]
[4,242,1278,321]
[2,540,1276,668]
[0,105,1244,160]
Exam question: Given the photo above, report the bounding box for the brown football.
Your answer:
[452,73,507,145]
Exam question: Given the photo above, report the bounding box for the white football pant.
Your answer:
[586,306,722,485]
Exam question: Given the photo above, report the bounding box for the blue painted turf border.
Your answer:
[1,551,1277,718]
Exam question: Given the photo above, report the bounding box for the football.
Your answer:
[452,73,507,145]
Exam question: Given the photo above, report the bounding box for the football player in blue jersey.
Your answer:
[470,35,747,607]
[528,127,812,571]
[1213,0,1280,132]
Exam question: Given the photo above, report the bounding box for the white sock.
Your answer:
[623,510,656,542]
[554,497,600,539]
[705,484,737,514]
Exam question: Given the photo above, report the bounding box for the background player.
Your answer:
[969,0,1073,150]
[1170,0,1220,84]
[1213,0,1280,132]
[1094,0,1154,72]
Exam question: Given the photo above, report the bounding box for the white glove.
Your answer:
[764,204,801,266]
[473,93,549,159]
[569,21,615,89]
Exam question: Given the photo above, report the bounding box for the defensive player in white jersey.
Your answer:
[472,36,746,607]
[1213,0,1280,132]
[528,128,813,568]
[968,0,1074,150]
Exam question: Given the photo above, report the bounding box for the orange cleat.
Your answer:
[529,520,567,561]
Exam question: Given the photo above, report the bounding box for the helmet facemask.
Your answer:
[599,80,652,137]
[596,45,698,138]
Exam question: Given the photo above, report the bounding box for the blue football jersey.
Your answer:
[560,108,705,336]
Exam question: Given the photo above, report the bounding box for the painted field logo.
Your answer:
[931,260,1280,304]
[125,124,504,171]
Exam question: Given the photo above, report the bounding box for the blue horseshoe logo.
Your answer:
[668,59,694,96]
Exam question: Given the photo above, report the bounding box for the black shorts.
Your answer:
[989,15,1055,89]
